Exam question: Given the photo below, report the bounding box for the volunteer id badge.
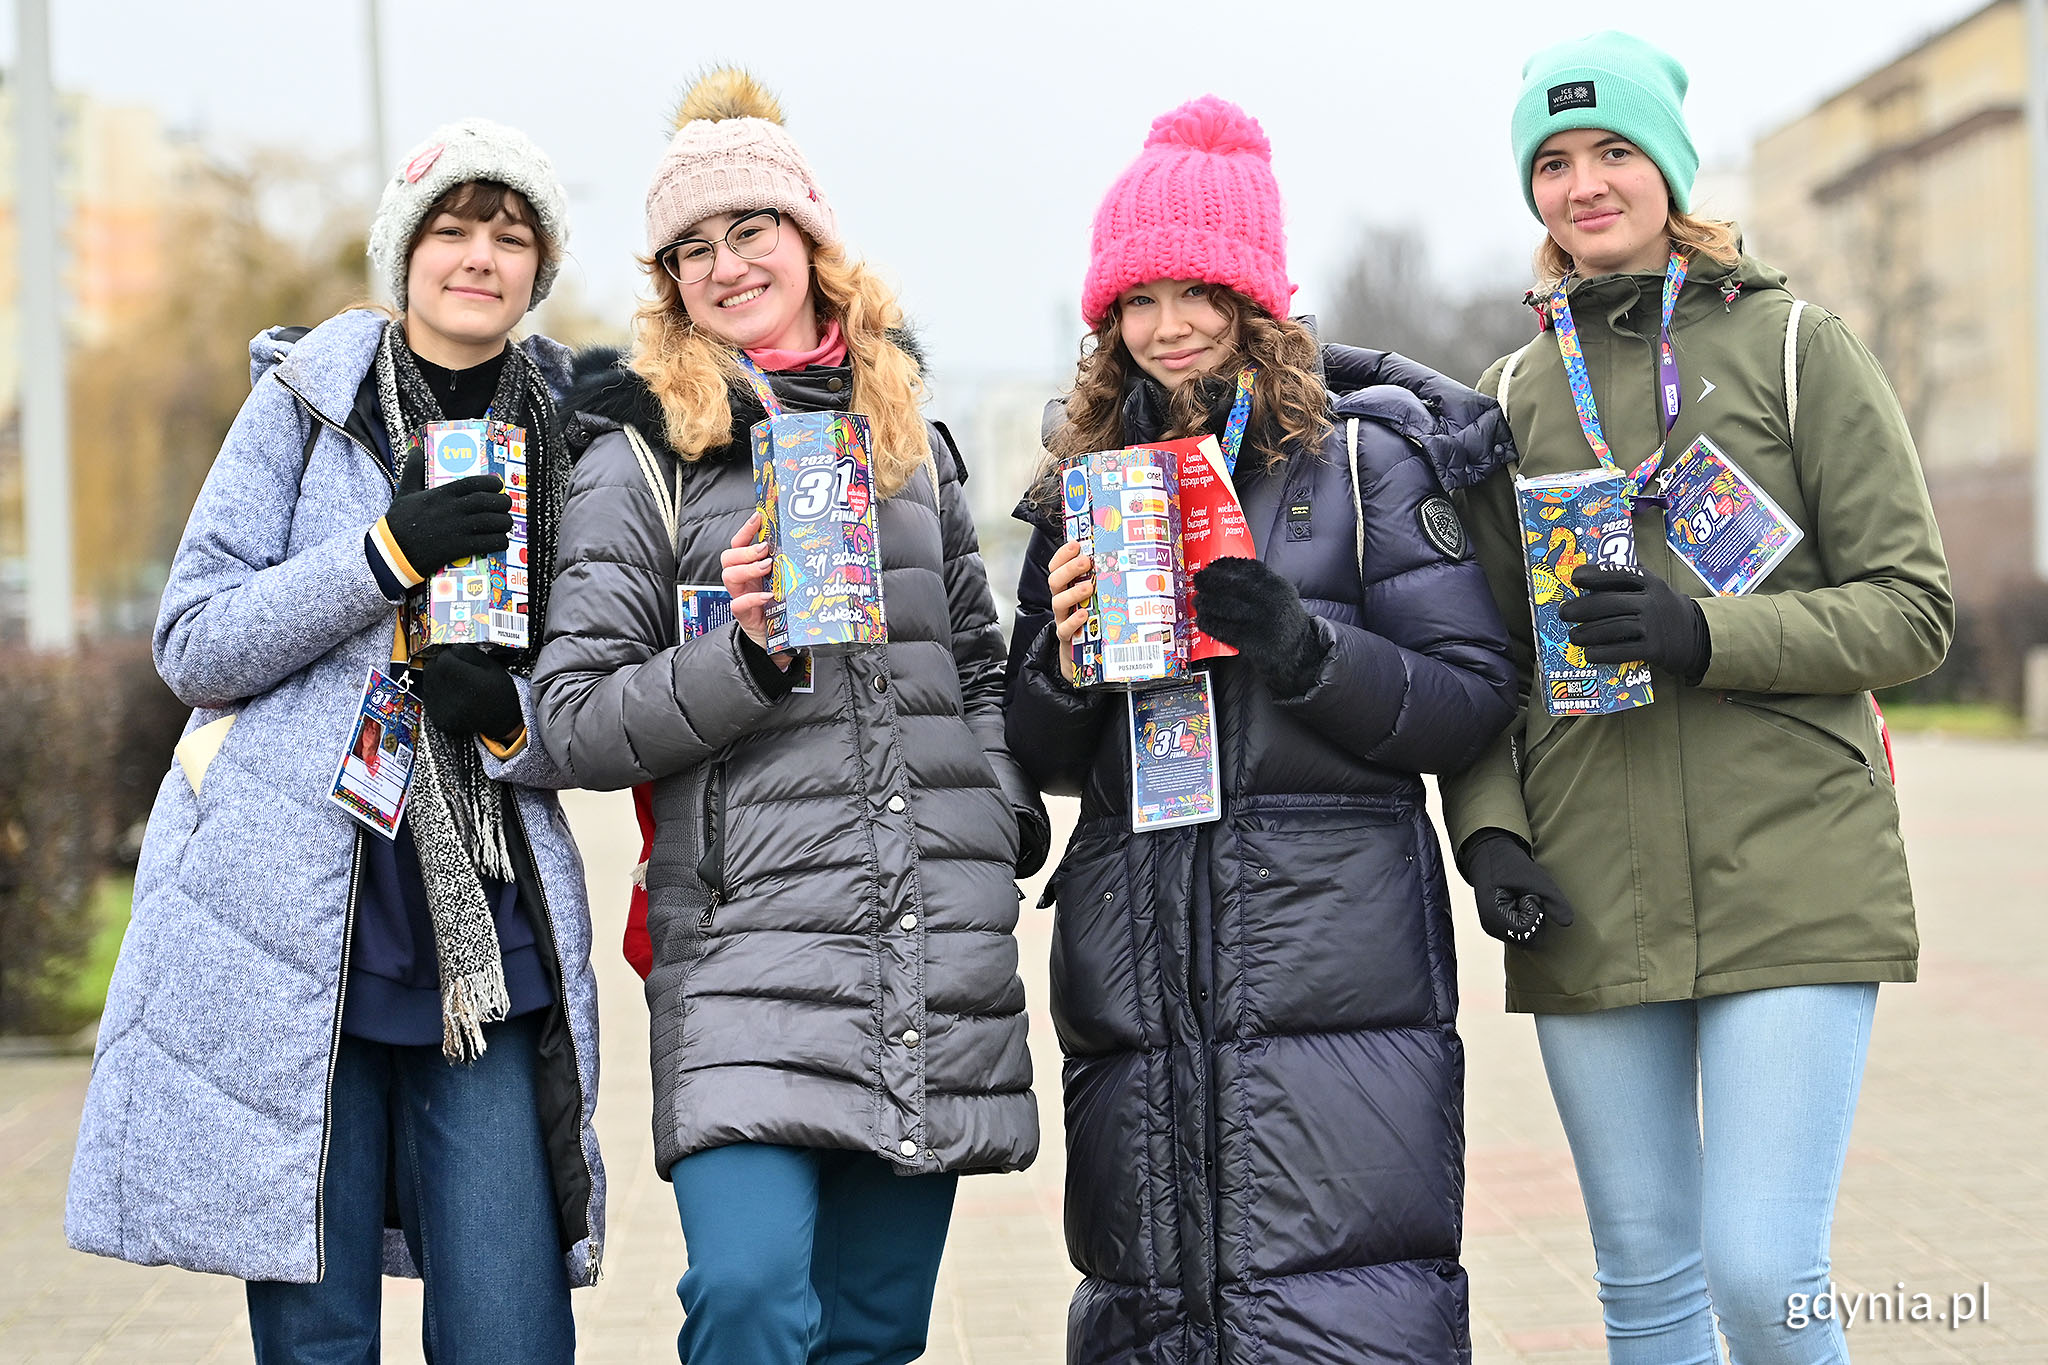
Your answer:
[678,582,813,693]
[1128,673,1221,832]
[1661,434,1803,596]
[329,666,422,839]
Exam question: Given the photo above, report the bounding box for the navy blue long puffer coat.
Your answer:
[1005,347,1518,1364]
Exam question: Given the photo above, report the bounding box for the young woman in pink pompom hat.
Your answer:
[1004,95,1520,1361]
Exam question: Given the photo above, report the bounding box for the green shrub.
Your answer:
[0,640,183,1033]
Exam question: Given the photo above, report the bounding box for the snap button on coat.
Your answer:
[886,794,906,813]
[899,913,918,931]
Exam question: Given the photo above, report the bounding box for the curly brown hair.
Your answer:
[1043,285,1330,483]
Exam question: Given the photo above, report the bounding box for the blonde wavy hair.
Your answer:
[1534,209,1742,296]
[629,239,932,497]
[1044,284,1330,479]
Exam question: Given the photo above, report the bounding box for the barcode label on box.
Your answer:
[490,611,528,648]
[1103,642,1165,679]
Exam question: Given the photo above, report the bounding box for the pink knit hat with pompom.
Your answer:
[1081,96,1294,326]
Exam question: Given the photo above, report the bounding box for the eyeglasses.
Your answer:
[657,209,783,285]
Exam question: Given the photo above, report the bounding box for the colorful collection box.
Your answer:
[1061,447,1190,687]
[1514,467,1654,716]
[750,410,886,653]
[405,420,529,655]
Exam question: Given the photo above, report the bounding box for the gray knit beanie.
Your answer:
[645,68,839,256]
[368,118,570,310]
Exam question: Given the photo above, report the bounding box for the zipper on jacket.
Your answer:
[274,374,390,484]
[313,830,364,1283]
[506,797,603,1282]
[1722,695,1876,784]
[696,760,728,931]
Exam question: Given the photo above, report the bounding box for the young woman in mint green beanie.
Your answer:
[1441,29,1953,1365]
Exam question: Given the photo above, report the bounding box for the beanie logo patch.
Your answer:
[1418,497,1468,561]
[1546,82,1597,115]
[404,145,445,184]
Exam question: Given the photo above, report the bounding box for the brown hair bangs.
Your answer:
[405,179,553,277]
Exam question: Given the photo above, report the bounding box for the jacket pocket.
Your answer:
[694,759,728,933]
[1049,825,1144,1057]
[1520,712,1580,778]
[1722,692,1878,785]
[173,712,238,797]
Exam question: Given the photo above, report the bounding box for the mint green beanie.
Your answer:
[1511,30,1697,220]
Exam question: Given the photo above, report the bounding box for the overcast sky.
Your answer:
[28,0,1985,384]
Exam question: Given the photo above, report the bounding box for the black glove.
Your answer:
[1559,566,1712,685]
[415,645,523,740]
[384,447,514,579]
[1013,803,1052,879]
[1460,829,1576,945]
[1192,557,1328,699]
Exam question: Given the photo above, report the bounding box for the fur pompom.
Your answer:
[672,67,784,131]
[1144,95,1271,160]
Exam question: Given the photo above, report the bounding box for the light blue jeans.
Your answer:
[1535,983,1878,1365]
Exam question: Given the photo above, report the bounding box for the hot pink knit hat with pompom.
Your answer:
[1081,96,1295,326]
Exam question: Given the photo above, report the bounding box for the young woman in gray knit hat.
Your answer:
[67,118,605,1364]
[533,68,1045,1365]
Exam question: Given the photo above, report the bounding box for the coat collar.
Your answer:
[261,309,573,430]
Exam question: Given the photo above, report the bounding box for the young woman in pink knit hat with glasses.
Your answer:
[1003,96,1519,1361]
[532,69,1045,1365]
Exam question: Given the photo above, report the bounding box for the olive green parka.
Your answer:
[1442,251,1953,1014]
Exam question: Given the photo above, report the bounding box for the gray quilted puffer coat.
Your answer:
[67,311,604,1286]
[533,354,1040,1178]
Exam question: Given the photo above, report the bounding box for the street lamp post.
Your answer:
[17,0,72,651]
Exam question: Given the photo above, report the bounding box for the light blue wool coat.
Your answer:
[65,309,606,1286]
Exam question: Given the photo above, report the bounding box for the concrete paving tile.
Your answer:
[6,737,2048,1363]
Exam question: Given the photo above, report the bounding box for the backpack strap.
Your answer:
[1494,338,1541,471]
[1784,299,1810,441]
[622,422,682,555]
[1345,418,1365,580]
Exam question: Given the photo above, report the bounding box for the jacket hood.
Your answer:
[1320,344,1514,492]
[253,310,574,427]
[1560,248,1792,318]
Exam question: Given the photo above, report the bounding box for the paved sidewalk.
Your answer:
[4,735,2045,1362]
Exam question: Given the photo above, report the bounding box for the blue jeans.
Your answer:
[669,1143,958,1365]
[1535,983,1878,1365]
[246,1011,573,1364]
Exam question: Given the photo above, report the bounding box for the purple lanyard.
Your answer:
[1549,250,1688,505]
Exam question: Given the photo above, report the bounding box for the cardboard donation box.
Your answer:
[1514,468,1653,716]
[750,410,887,653]
[1061,435,1255,688]
[406,420,530,654]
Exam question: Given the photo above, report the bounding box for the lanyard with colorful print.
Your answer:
[1218,366,1256,476]
[734,352,785,417]
[1549,250,1688,505]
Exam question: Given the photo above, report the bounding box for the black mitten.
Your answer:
[1559,566,1711,685]
[1191,557,1328,699]
[1459,829,1577,945]
[384,446,514,579]
[415,645,523,740]
[1013,804,1052,879]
